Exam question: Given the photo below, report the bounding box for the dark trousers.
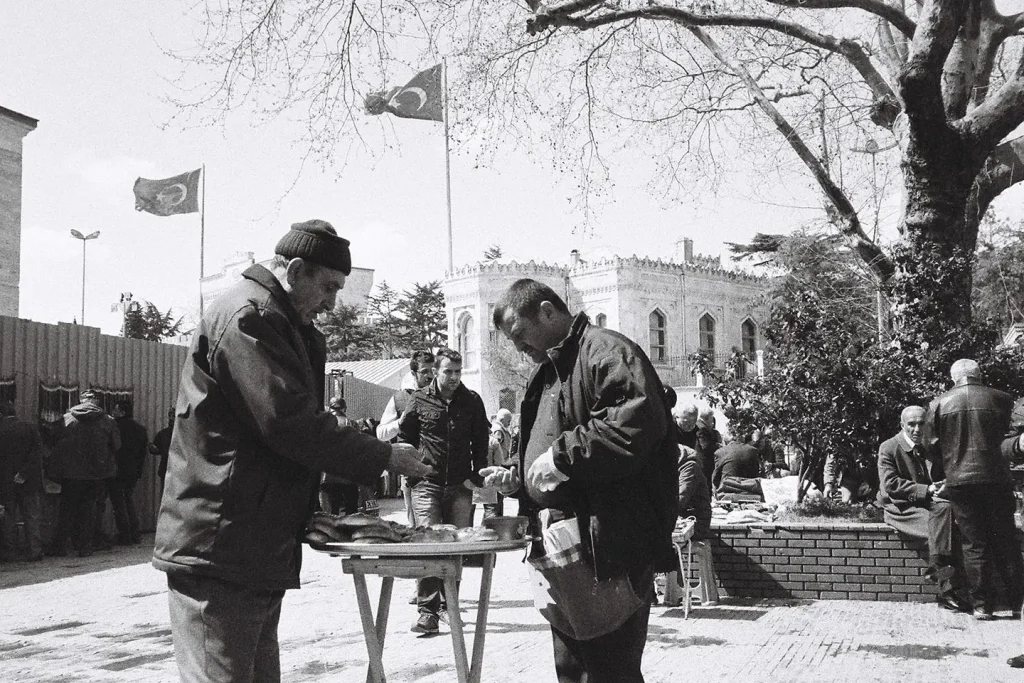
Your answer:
[883,499,961,596]
[0,486,43,559]
[167,573,285,683]
[319,482,360,515]
[945,483,1024,611]
[412,481,473,616]
[551,566,654,683]
[106,479,140,543]
[54,479,103,554]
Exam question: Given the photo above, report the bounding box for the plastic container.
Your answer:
[482,515,529,541]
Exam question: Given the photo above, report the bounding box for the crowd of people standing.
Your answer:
[0,391,162,561]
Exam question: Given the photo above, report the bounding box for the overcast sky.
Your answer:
[5,3,1023,337]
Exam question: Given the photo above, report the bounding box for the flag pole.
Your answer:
[200,164,206,317]
[442,59,453,273]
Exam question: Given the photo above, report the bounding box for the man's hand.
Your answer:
[527,448,569,493]
[480,466,520,496]
[13,472,25,485]
[387,443,433,478]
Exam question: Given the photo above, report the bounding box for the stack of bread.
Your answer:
[304,513,501,546]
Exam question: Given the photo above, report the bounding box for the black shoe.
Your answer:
[1009,654,1024,668]
[936,593,970,613]
[973,608,994,621]
[411,613,439,635]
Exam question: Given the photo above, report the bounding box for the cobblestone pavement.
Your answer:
[2,500,1023,682]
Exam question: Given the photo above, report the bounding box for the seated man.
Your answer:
[877,405,967,612]
[712,432,762,497]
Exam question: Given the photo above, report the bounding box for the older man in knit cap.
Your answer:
[154,220,433,683]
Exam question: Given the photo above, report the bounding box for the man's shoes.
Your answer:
[1009,654,1024,668]
[410,613,440,635]
[27,553,43,562]
[936,593,970,613]
[973,608,994,621]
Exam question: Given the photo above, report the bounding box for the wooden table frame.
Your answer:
[340,553,498,683]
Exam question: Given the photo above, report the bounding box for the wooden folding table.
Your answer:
[314,539,530,683]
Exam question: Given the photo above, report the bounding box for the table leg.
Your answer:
[469,554,495,683]
[353,572,388,683]
[365,577,394,683]
[443,574,471,683]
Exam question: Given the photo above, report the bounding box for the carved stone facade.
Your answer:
[0,106,38,317]
[443,248,767,414]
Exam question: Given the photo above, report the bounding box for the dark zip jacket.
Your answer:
[153,264,391,591]
[398,380,489,488]
[516,313,679,580]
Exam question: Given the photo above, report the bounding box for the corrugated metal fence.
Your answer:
[328,373,396,422]
[0,315,187,532]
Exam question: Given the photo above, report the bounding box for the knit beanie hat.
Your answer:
[274,219,352,275]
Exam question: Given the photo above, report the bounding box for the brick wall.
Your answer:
[708,523,933,602]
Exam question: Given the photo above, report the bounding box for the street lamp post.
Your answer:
[70,229,100,325]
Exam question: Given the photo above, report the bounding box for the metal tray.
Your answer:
[311,538,532,557]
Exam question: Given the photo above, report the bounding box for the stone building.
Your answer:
[0,106,38,317]
[442,239,767,413]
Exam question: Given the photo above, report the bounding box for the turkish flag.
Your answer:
[385,64,444,122]
[133,168,201,216]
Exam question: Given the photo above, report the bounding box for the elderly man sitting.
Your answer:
[877,405,968,612]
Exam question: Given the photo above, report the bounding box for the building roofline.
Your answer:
[0,105,39,130]
[446,253,763,283]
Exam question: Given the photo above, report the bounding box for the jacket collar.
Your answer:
[546,312,590,381]
[954,376,982,388]
[897,431,917,453]
[427,379,466,403]
[242,264,305,329]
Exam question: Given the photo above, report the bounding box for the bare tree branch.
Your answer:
[527,4,900,116]
[685,24,893,281]
[970,135,1024,226]
[898,0,966,152]
[763,0,917,39]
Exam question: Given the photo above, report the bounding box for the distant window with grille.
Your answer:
[742,319,757,359]
[699,314,716,357]
[457,313,477,369]
[649,310,666,363]
[595,313,607,328]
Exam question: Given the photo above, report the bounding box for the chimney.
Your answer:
[570,249,580,267]
[674,238,694,264]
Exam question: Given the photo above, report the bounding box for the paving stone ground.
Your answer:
[2,499,1024,682]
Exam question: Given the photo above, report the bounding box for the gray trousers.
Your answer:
[167,573,284,683]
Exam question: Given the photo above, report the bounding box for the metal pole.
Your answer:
[443,59,453,273]
[81,239,86,324]
[200,164,206,317]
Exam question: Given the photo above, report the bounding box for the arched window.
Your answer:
[457,313,477,369]
[699,314,716,357]
[649,310,667,363]
[742,319,757,359]
[498,388,517,412]
[595,313,607,328]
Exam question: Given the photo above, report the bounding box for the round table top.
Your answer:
[311,538,532,557]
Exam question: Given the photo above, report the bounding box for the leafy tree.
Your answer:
[700,231,1024,503]
[974,214,1024,330]
[367,281,404,359]
[318,304,376,361]
[172,1,1024,352]
[484,337,535,393]
[397,281,447,349]
[123,301,183,342]
[483,245,503,262]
